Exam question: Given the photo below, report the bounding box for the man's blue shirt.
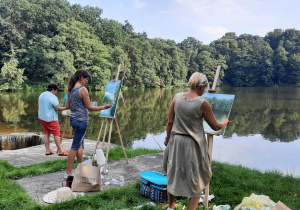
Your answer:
[38,91,59,122]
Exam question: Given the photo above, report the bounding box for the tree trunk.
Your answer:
[10,41,15,55]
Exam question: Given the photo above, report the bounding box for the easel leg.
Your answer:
[58,115,69,153]
[103,119,114,175]
[101,118,109,147]
[115,118,128,163]
[92,119,105,162]
[204,134,214,207]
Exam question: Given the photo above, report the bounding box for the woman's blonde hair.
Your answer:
[188,72,209,92]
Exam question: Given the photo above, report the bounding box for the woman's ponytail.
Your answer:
[67,69,91,92]
[68,74,76,92]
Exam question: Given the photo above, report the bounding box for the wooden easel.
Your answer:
[204,65,221,207]
[57,110,73,153]
[60,114,73,139]
[92,64,129,174]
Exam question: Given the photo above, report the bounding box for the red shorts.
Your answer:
[39,119,61,137]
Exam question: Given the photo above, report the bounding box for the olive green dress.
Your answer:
[164,92,212,198]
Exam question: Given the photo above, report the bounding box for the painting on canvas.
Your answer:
[100,80,122,118]
[202,93,235,135]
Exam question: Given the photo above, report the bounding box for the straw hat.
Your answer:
[43,187,83,203]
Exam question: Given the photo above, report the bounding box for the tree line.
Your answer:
[1,0,300,91]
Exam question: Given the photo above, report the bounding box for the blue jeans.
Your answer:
[70,117,88,150]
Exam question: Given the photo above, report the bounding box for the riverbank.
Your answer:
[0,143,299,209]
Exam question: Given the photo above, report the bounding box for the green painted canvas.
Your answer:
[100,80,122,118]
[202,93,235,135]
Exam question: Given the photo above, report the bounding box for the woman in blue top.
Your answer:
[64,69,111,178]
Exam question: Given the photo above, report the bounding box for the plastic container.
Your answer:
[120,176,124,186]
[96,149,105,165]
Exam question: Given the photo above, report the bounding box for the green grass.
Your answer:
[0,147,299,210]
[107,146,162,161]
[0,159,68,180]
[0,178,37,210]
[209,162,300,209]
[0,147,162,180]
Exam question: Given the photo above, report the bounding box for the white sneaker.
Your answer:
[64,172,74,180]
[100,166,108,174]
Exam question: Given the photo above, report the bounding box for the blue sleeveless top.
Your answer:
[69,86,88,122]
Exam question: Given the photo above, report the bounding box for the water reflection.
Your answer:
[132,133,300,177]
[0,87,300,176]
[223,87,300,142]
[0,92,29,133]
[2,87,300,142]
[212,134,300,177]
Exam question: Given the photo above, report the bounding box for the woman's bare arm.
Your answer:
[200,100,229,131]
[80,87,112,111]
[165,96,175,146]
[54,105,66,111]
[54,96,67,111]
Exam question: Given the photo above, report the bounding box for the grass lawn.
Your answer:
[0,147,299,209]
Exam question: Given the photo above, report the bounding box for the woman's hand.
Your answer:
[164,137,169,146]
[104,104,112,109]
[164,140,168,146]
[221,118,229,126]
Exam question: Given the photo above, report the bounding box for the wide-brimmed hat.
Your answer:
[43,187,84,203]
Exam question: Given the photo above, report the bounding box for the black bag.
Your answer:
[139,171,168,203]
[63,175,74,188]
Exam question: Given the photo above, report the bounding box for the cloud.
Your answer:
[248,26,275,37]
[133,0,147,8]
[118,3,124,9]
[199,26,229,36]
[104,92,113,98]
[164,0,270,42]
[174,0,258,25]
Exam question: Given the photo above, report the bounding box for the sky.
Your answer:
[68,0,299,44]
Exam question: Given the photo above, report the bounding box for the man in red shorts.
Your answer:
[38,83,68,156]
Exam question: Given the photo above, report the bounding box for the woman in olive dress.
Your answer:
[164,72,229,210]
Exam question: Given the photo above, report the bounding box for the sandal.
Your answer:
[59,151,69,156]
[45,151,54,155]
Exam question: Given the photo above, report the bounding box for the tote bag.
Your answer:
[71,163,101,192]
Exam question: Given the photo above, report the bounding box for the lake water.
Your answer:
[0,87,299,177]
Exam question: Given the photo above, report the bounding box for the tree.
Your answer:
[273,46,288,85]
[71,4,102,29]
[0,57,26,91]
[56,18,112,89]
[98,19,125,47]
[0,0,31,62]
[122,20,134,36]
[282,29,300,54]
[257,45,274,86]
[286,53,300,85]
[196,50,226,85]
[23,34,75,88]
[264,29,284,50]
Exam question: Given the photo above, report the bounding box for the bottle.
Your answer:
[120,176,124,186]
[63,93,67,106]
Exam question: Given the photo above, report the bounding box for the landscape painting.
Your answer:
[100,80,122,118]
[202,93,235,135]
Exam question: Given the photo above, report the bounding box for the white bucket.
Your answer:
[96,149,106,165]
